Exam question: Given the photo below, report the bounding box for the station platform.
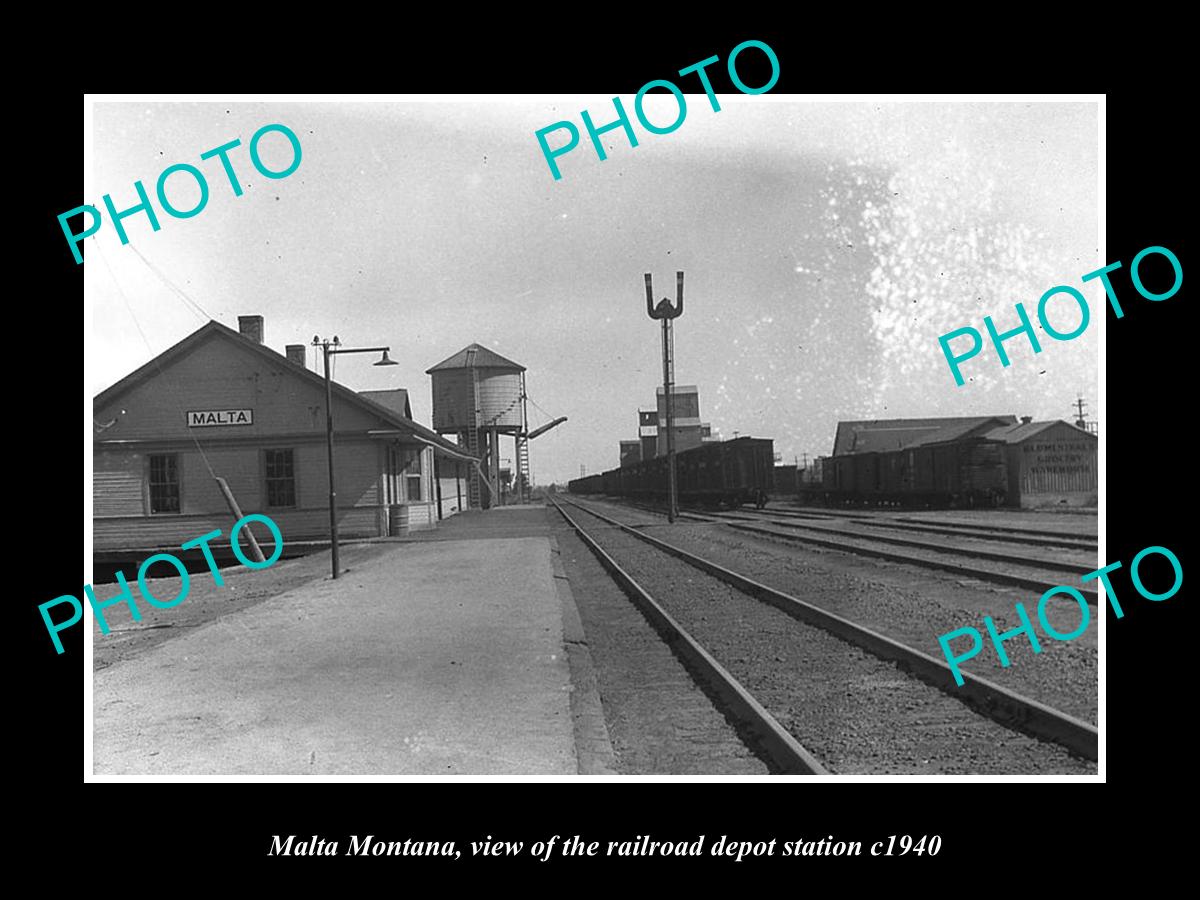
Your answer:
[400,504,563,541]
[92,505,608,776]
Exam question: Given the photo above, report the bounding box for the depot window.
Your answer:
[264,449,297,508]
[148,453,180,514]
[405,450,423,502]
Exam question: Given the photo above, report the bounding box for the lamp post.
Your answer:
[312,335,398,579]
[645,271,684,523]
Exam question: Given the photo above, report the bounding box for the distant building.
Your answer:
[639,434,658,462]
[799,457,824,485]
[619,440,643,467]
[774,464,797,493]
[655,384,704,455]
[984,418,1098,507]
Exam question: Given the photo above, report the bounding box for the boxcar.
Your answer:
[569,437,774,508]
[820,438,1008,508]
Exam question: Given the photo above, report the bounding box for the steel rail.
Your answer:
[778,506,1097,543]
[563,497,1098,762]
[720,520,1099,603]
[550,498,829,775]
[734,511,1099,554]
[607,497,1098,602]
[700,513,1095,576]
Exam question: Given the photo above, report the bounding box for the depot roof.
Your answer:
[94,320,475,460]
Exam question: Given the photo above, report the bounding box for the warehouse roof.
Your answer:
[832,416,1018,455]
[983,420,1097,443]
[897,417,1020,450]
[94,320,474,460]
[426,343,525,373]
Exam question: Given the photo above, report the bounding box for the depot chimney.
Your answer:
[238,315,264,345]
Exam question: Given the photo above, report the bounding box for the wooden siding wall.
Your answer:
[1012,423,1098,496]
[95,438,389,548]
[93,452,144,516]
[438,476,467,517]
[404,502,436,530]
[93,507,382,550]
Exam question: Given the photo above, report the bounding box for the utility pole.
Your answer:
[646,270,684,523]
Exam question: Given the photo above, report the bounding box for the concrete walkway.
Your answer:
[93,537,576,775]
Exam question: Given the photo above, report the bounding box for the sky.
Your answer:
[86,98,1099,484]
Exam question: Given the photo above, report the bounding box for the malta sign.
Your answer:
[187,409,253,427]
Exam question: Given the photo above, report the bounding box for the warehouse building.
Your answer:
[823,414,1096,507]
[92,316,477,561]
[983,418,1098,507]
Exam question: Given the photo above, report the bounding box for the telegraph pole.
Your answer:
[646,271,684,523]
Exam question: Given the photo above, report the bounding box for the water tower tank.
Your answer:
[426,343,526,432]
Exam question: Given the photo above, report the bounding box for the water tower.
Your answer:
[426,344,528,509]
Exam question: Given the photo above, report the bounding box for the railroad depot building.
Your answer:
[92,316,476,560]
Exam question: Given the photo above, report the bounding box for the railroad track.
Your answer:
[552,497,1097,775]
[699,508,1094,575]
[763,506,1097,550]
[610,498,1099,602]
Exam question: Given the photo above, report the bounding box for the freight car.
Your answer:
[569,437,774,508]
[820,438,1008,508]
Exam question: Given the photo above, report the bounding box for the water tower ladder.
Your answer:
[466,427,481,508]
[517,436,530,502]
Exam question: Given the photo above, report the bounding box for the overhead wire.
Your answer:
[93,238,219,480]
[127,243,212,323]
[526,393,556,424]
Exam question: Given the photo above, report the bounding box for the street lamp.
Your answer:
[312,335,398,579]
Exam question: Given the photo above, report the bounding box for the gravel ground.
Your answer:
[551,514,767,774]
[720,521,1099,597]
[569,497,1098,728]
[784,505,1098,537]
[91,543,396,671]
[741,515,1097,571]
[566,503,1093,774]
